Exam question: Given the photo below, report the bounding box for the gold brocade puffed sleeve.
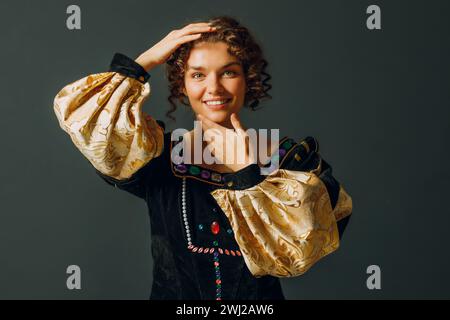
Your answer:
[211,149,352,278]
[53,70,164,180]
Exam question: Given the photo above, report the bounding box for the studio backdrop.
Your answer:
[0,0,449,299]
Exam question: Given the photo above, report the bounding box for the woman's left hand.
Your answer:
[197,113,256,172]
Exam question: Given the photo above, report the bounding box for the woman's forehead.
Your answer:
[187,41,240,67]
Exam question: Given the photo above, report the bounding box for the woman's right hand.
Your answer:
[135,22,217,72]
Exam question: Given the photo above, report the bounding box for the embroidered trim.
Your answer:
[213,248,222,300]
[186,244,242,257]
[170,136,307,186]
[181,177,242,300]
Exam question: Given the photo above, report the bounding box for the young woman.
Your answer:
[53,16,352,300]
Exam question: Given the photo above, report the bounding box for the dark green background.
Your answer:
[0,0,449,299]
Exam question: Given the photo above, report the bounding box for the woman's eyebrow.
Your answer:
[187,62,241,71]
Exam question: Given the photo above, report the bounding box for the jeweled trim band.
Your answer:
[187,245,242,256]
[171,136,302,187]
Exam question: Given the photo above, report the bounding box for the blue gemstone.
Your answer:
[198,224,204,231]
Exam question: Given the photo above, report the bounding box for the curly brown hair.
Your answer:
[165,16,272,120]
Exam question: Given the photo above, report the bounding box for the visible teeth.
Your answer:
[205,100,228,105]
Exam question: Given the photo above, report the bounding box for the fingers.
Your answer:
[177,33,202,45]
[170,25,216,47]
[170,23,211,35]
[174,24,216,38]
[183,22,215,29]
[230,113,245,132]
[230,113,249,154]
[167,22,217,50]
[230,113,248,149]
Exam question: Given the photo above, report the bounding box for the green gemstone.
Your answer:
[213,240,219,246]
[216,284,221,288]
[189,166,201,175]
[282,141,292,149]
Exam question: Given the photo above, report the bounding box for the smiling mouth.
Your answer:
[203,99,232,109]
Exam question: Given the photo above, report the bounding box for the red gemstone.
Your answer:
[236,251,241,256]
[214,261,219,267]
[230,250,236,256]
[204,248,209,254]
[198,247,204,253]
[225,249,230,255]
[216,279,221,285]
[192,247,198,252]
[211,221,220,235]
[210,248,215,253]
[187,245,194,250]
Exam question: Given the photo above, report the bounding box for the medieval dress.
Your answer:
[53,53,353,300]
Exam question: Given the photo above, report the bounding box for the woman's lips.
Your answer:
[203,99,232,111]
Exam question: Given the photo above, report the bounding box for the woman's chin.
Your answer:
[203,111,230,124]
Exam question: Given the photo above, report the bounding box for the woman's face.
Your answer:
[184,41,247,127]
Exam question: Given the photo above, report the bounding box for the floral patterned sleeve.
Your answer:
[53,53,164,181]
[210,137,353,277]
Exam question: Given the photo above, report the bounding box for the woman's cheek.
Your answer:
[187,81,204,98]
[232,79,247,106]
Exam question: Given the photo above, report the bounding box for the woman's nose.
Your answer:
[206,74,224,94]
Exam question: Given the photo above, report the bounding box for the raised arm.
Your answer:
[53,22,218,181]
[53,54,163,180]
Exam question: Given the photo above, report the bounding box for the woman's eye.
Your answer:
[223,70,237,77]
[192,73,204,79]
[191,71,237,79]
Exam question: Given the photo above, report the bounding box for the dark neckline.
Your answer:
[169,135,298,187]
